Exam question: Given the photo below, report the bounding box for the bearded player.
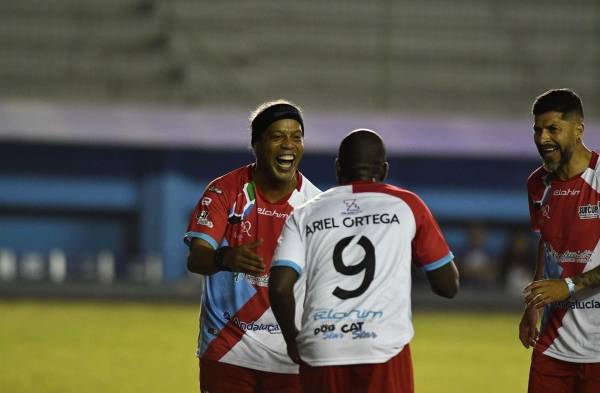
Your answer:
[520,89,600,392]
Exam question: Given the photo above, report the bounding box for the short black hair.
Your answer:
[532,88,584,119]
[249,99,304,146]
[337,129,387,182]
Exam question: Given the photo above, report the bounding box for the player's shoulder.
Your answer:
[527,165,546,182]
[286,172,322,210]
[297,172,321,198]
[289,185,339,219]
[206,164,253,194]
[590,151,600,172]
[353,182,423,204]
[527,165,548,189]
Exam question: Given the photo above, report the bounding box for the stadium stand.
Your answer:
[0,0,598,115]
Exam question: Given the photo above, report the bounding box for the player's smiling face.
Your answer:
[253,118,304,185]
[533,111,581,174]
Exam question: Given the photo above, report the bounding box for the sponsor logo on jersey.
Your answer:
[257,207,289,219]
[343,199,361,215]
[223,312,281,334]
[244,273,269,287]
[553,188,581,196]
[555,300,600,310]
[314,323,337,335]
[228,182,256,224]
[312,308,383,322]
[547,245,592,267]
[313,321,377,340]
[196,210,213,228]
[578,202,599,219]
[201,197,212,206]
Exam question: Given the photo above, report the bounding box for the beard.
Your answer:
[541,144,574,173]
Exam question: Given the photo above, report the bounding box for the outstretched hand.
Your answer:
[523,279,570,309]
[518,306,539,349]
[283,329,302,365]
[222,239,265,274]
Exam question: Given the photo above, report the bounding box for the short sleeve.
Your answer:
[272,212,305,275]
[408,195,453,271]
[184,181,229,250]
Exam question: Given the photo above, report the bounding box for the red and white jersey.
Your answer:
[527,151,600,363]
[184,164,320,373]
[272,181,453,366]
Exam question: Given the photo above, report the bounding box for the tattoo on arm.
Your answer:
[573,265,600,289]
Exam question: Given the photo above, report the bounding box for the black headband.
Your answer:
[251,103,304,145]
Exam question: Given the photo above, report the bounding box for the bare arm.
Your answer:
[425,261,459,298]
[519,236,544,348]
[187,238,265,275]
[532,236,545,281]
[526,264,600,308]
[187,238,221,275]
[268,266,301,364]
[573,266,600,291]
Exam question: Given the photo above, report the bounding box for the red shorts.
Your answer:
[199,358,301,393]
[529,350,600,393]
[299,344,414,393]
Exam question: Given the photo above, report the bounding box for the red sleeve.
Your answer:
[405,194,451,268]
[184,180,229,249]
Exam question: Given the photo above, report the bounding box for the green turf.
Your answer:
[0,301,530,392]
[412,312,530,393]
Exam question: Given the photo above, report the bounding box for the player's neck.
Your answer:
[339,176,377,185]
[554,145,592,181]
[254,171,297,203]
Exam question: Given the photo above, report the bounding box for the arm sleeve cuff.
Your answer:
[422,252,454,272]
[272,259,302,275]
[184,231,218,250]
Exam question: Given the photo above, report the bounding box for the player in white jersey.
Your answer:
[269,129,459,393]
[520,89,600,393]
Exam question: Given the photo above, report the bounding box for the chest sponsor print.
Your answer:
[578,202,600,219]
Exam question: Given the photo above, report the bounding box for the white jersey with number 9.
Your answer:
[272,181,453,366]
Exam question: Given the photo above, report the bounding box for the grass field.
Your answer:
[0,301,530,392]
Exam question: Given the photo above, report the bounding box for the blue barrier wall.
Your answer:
[0,142,539,281]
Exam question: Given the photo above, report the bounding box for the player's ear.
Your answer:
[380,162,389,182]
[577,122,585,143]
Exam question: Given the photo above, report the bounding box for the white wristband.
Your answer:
[564,277,576,296]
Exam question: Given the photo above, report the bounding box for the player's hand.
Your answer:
[283,329,302,364]
[518,306,539,349]
[222,239,265,274]
[523,279,569,309]
[286,342,301,364]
